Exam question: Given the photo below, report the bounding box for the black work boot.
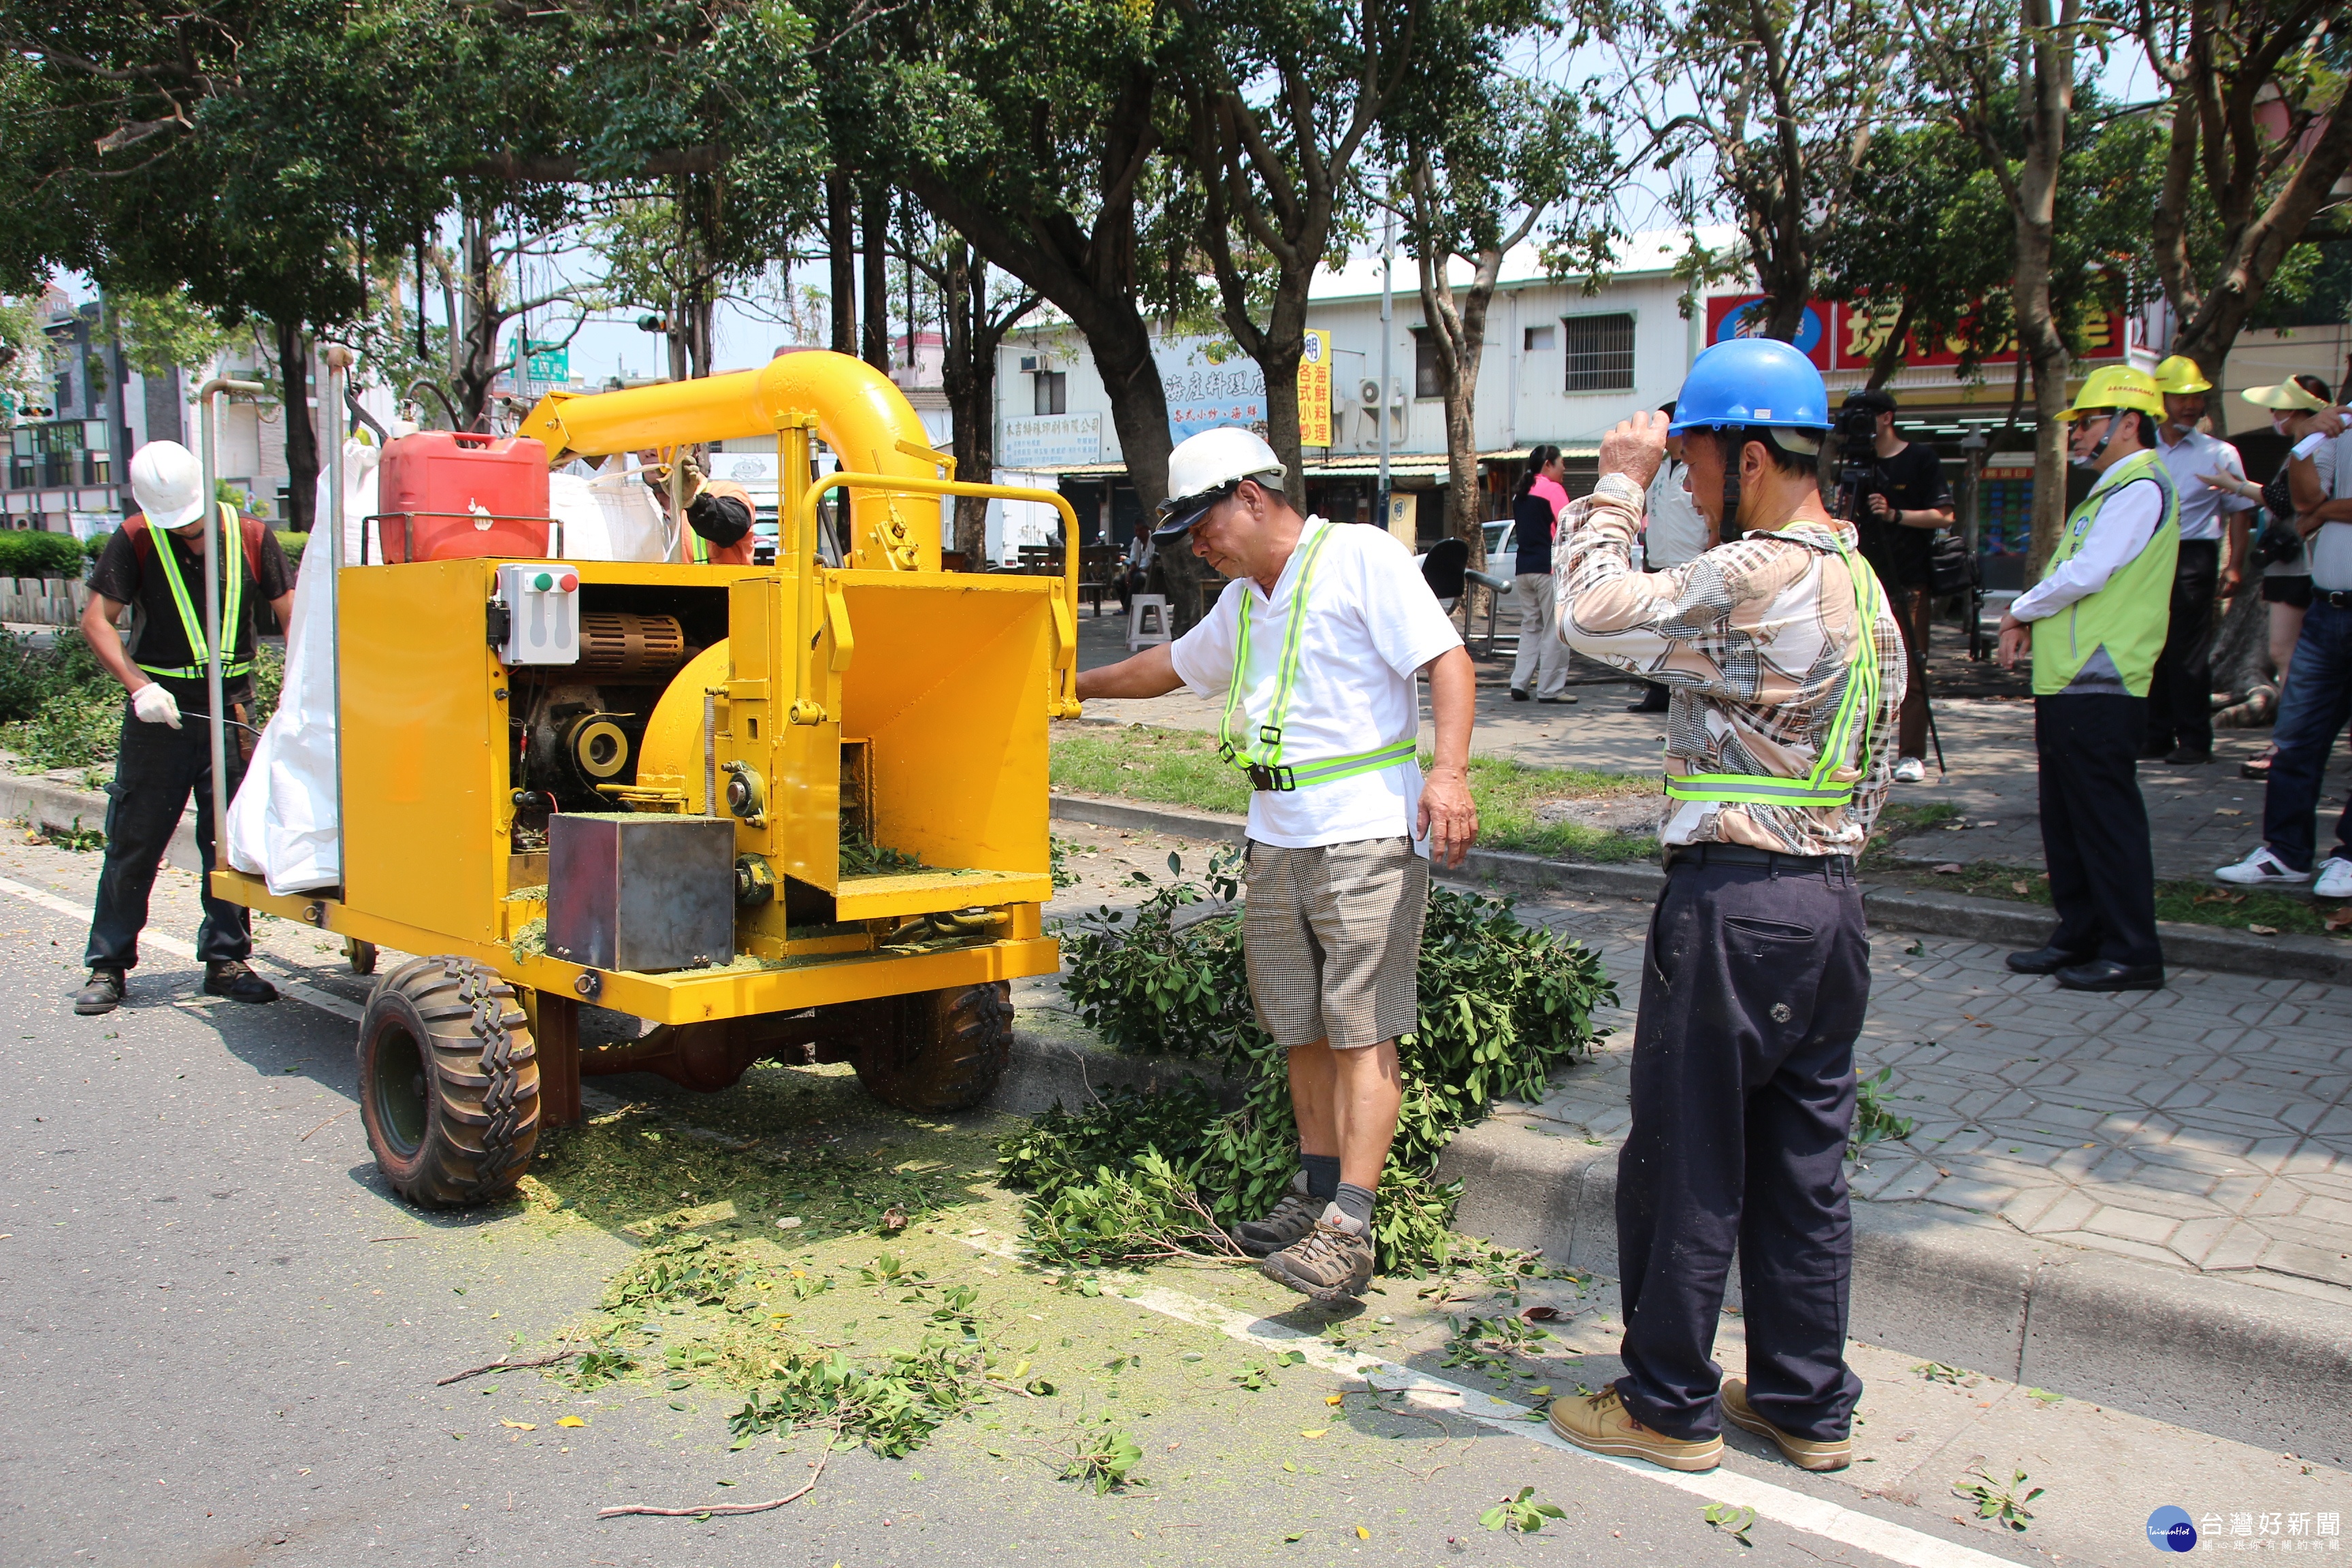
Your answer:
[204,960,280,1004]
[75,968,126,1016]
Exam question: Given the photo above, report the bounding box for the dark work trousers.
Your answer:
[1889,585,1934,762]
[2142,539,2219,757]
[85,689,253,972]
[2258,598,2352,872]
[1614,852,1869,1443]
[2036,693,2162,970]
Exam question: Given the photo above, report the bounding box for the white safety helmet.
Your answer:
[1153,426,1286,540]
[130,440,207,531]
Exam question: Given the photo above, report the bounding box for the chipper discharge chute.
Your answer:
[208,350,1083,1207]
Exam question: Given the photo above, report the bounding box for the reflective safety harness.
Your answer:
[1660,534,1883,810]
[1218,519,1417,793]
[136,509,250,681]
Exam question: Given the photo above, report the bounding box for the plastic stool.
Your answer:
[1127,593,1172,650]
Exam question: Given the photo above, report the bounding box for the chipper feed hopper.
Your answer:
[208,350,1081,1207]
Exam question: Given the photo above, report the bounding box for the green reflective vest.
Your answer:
[1217,520,1418,793]
[136,506,250,681]
[1661,530,1885,810]
[2030,450,2180,698]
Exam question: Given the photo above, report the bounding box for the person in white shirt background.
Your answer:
[2143,355,2256,766]
[1629,402,1710,714]
[1075,426,1479,1305]
[2217,388,2352,899]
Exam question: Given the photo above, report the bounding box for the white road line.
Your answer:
[0,872,363,1023]
[1,866,2013,1565]
[951,1230,2023,1568]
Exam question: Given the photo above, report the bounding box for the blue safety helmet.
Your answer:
[1669,338,1832,436]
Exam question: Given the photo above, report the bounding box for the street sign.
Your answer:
[523,340,568,385]
[1298,329,1332,447]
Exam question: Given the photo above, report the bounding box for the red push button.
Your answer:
[558,572,578,592]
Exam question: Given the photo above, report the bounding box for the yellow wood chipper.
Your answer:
[207,351,1080,1207]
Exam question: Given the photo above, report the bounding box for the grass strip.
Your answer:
[1050,723,1656,863]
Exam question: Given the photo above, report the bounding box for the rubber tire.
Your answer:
[850,981,1013,1113]
[357,956,540,1207]
[348,938,378,976]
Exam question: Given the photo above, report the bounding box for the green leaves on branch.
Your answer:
[1011,860,1616,1273]
[729,1338,990,1460]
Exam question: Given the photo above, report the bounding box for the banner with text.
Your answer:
[1298,329,1333,447]
[1157,337,1267,440]
[1702,295,2125,374]
[999,412,1102,469]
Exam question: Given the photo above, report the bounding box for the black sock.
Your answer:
[1301,1154,1341,1203]
[1333,1181,1375,1230]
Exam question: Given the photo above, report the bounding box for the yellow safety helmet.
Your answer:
[2057,365,2166,422]
[2151,354,2212,396]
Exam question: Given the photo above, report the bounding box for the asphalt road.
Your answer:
[0,843,2033,1568]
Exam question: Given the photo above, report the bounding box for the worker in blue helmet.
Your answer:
[1542,336,1906,1477]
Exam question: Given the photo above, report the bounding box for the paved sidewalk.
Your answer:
[1073,611,2352,887]
[1488,884,2352,1302]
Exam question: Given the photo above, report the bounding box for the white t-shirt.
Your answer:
[1169,517,1462,851]
[2310,430,2352,591]
[2155,426,2253,542]
[1644,459,1710,568]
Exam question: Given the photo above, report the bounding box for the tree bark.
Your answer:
[860,182,890,374]
[828,171,856,357]
[938,243,1033,568]
[274,316,316,534]
[2011,0,2076,581]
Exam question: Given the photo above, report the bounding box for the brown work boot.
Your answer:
[1233,1183,1323,1258]
[1260,1218,1374,1304]
[1547,1386,1722,1472]
[1720,1377,1852,1471]
[74,968,125,1016]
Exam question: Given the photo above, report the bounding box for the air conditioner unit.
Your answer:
[1019,355,1039,374]
[1358,377,1383,408]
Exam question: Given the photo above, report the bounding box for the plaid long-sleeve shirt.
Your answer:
[1554,472,1907,858]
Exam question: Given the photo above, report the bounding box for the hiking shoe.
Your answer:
[2215,846,2308,886]
[74,968,125,1017]
[1260,1220,1374,1304]
[203,960,279,1004]
[2314,857,2352,899]
[1720,1377,1852,1472]
[1233,1188,1324,1258]
[1546,1386,1721,1472]
[1892,757,1927,783]
[2164,747,2212,766]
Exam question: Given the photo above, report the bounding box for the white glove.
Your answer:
[132,683,182,729]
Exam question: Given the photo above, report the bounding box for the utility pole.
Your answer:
[1377,201,1393,536]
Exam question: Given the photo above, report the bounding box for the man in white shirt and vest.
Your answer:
[1997,365,2180,991]
[1074,427,1479,1304]
[2143,355,2254,765]
[1550,338,1906,1477]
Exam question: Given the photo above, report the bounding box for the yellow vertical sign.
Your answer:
[1298,329,1333,447]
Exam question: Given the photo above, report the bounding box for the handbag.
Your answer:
[1927,527,1976,597]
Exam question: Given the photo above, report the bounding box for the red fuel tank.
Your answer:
[373,432,554,562]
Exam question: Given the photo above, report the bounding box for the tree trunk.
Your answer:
[941,242,992,566]
[860,182,890,374]
[2012,0,2076,581]
[453,208,504,431]
[274,317,316,534]
[828,172,856,357]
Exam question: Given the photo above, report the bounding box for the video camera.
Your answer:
[1831,393,1889,525]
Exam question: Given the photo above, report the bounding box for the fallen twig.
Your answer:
[299,1109,350,1142]
[368,1235,419,1243]
[598,1441,831,1518]
[438,1343,581,1386]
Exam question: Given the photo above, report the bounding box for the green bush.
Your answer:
[0,530,94,579]
[84,530,114,563]
[0,627,283,772]
[1004,851,1616,1273]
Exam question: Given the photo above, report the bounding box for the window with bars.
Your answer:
[1561,313,1636,392]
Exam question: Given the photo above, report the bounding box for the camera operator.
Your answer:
[1838,391,1953,782]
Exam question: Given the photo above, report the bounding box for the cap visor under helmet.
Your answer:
[1152,483,1237,540]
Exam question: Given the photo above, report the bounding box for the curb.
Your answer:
[0,774,200,873]
[1049,791,2352,987]
[1436,1117,2352,1467]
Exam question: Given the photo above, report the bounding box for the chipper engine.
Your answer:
[208,351,1080,1207]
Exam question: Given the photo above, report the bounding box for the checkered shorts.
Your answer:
[1241,837,1428,1049]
